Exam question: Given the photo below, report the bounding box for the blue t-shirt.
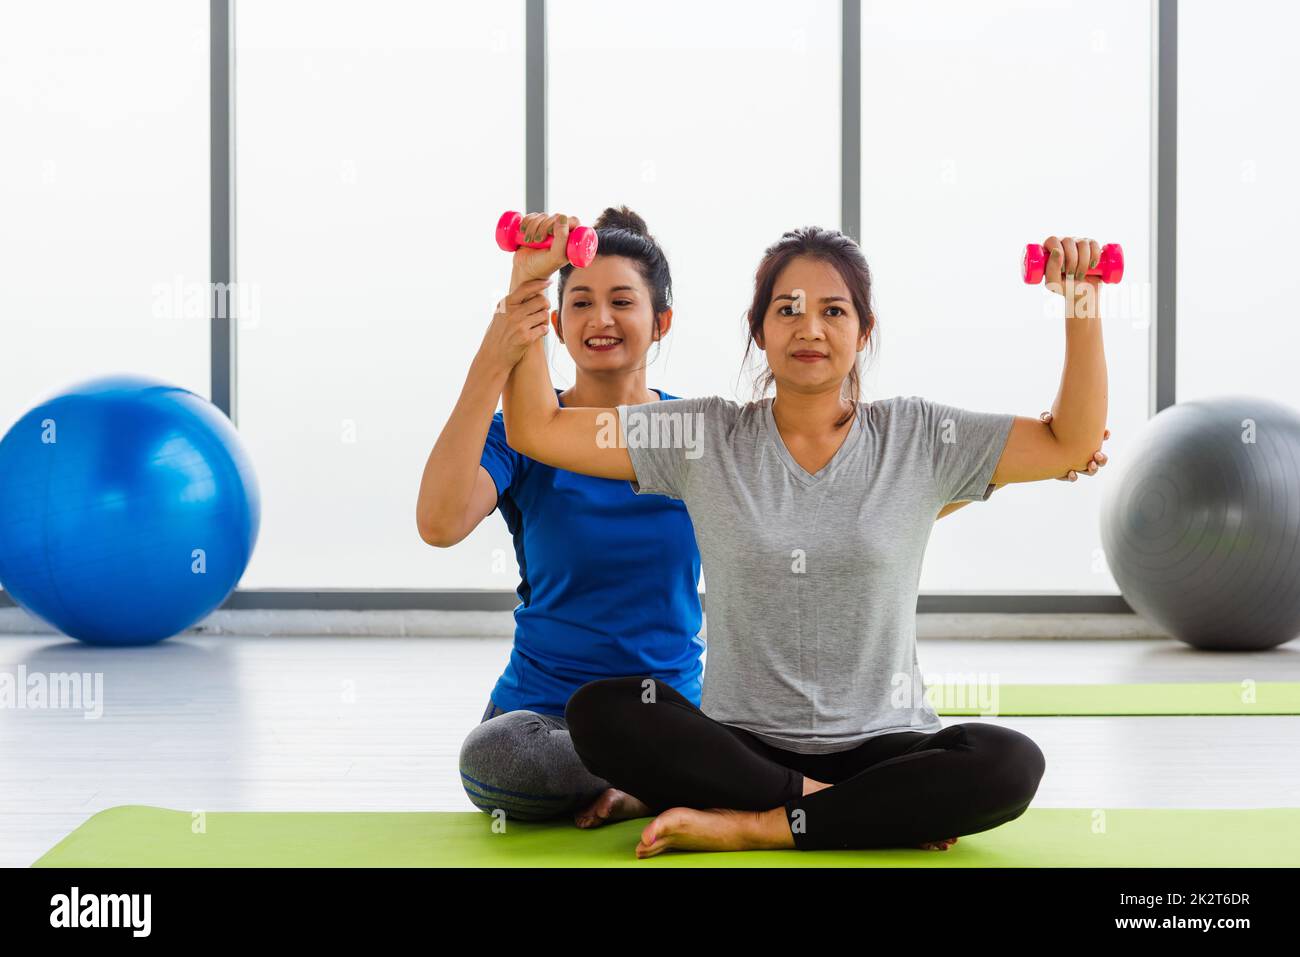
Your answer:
[480,388,704,716]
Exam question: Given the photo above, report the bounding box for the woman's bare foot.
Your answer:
[619,791,960,855]
[574,788,652,829]
[918,836,959,850]
[636,806,794,858]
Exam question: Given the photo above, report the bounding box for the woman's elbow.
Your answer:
[1056,440,1101,475]
[501,427,534,461]
[417,510,464,548]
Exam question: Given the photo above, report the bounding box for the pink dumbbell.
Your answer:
[495,211,599,268]
[1022,242,1124,284]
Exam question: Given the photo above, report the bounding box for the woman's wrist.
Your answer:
[508,263,536,293]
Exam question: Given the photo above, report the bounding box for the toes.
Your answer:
[636,835,669,859]
[919,836,959,850]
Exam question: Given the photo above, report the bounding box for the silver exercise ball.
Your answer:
[1100,395,1300,650]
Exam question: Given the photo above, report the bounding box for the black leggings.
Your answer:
[565,676,1047,850]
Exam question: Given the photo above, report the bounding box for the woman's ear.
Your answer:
[653,308,674,340]
[749,311,766,350]
[550,309,563,343]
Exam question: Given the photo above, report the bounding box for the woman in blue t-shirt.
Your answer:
[417,206,705,821]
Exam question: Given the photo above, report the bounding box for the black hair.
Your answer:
[557,206,673,337]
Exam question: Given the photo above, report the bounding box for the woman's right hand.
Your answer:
[511,212,580,282]
[480,277,553,372]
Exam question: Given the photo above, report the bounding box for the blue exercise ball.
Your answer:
[0,375,260,646]
[1100,395,1300,650]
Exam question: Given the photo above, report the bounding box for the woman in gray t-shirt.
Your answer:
[501,215,1110,857]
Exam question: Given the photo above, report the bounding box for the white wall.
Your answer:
[0,0,210,421]
[233,0,526,588]
[1176,0,1300,407]
[6,0,1288,596]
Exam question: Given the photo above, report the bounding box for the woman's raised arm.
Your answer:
[416,271,574,546]
[990,236,1109,487]
[499,213,636,481]
[502,332,635,482]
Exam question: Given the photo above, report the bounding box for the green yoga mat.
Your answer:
[928,681,1300,716]
[33,805,1300,867]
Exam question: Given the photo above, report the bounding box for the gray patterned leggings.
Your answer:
[458,698,611,821]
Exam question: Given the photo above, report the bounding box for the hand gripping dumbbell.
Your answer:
[1022,242,1124,284]
[495,211,599,268]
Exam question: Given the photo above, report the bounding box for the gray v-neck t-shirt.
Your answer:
[615,394,1016,754]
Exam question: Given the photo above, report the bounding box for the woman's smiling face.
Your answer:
[557,255,667,371]
[758,255,868,396]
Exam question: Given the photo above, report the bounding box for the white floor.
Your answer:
[2,631,1299,867]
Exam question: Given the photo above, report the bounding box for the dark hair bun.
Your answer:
[593,205,649,237]
[557,203,671,317]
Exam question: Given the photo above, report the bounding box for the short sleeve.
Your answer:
[616,395,721,500]
[914,396,1016,505]
[480,411,523,505]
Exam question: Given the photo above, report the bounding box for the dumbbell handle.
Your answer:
[1022,242,1124,284]
[496,211,598,268]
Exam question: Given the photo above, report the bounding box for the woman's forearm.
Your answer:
[416,351,509,540]
[502,334,561,460]
[499,258,563,458]
[499,286,635,481]
[1048,309,1108,464]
